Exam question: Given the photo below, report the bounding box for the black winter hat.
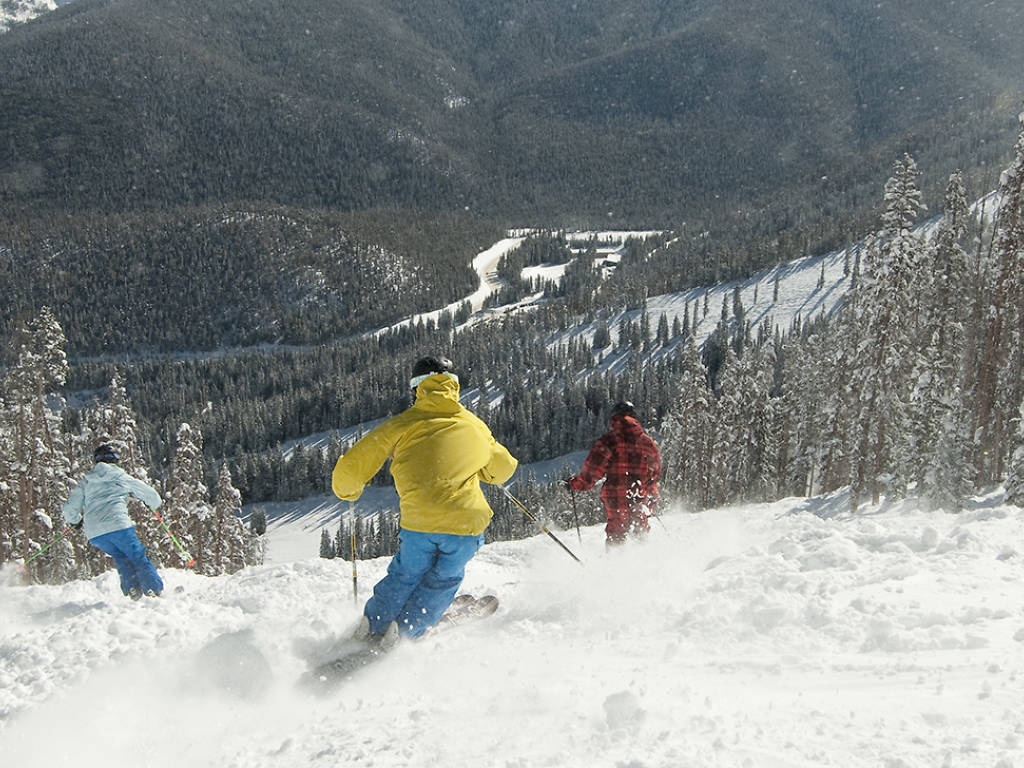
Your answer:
[93,444,120,464]
[610,401,637,420]
[411,355,455,378]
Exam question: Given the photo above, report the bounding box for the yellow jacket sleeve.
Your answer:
[331,424,398,501]
[478,437,518,485]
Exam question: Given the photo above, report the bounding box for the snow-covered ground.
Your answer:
[3,491,1023,767]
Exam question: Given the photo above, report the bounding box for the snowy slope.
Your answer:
[0,0,57,33]
[283,230,851,457]
[2,491,1023,767]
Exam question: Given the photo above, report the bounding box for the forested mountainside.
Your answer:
[2,0,1022,264]
[0,206,501,354]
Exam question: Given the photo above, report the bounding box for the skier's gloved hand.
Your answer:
[561,475,575,490]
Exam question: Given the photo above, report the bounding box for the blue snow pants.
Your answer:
[364,529,484,638]
[90,527,164,597]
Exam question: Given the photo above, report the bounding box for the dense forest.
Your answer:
[0,206,501,354]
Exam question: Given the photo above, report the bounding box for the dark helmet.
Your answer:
[93,444,120,464]
[411,355,456,378]
[409,355,458,391]
[610,401,637,420]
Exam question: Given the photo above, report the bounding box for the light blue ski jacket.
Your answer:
[62,462,163,540]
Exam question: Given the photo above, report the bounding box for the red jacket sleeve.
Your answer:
[570,437,612,491]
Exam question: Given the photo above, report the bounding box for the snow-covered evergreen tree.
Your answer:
[710,347,743,504]
[659,337,714,508]
[911,172,974,508]
[974,114,1024,484]
[1006,400,1024,507]
[847,155,926,509]
[922,404,975,512]
[782,330,828,496]
[712,346,778,503]
[812,321,855,495]
[167,422,208,572]
[0,308,76,583]
[212,462,252,573]
[319,528,336,559]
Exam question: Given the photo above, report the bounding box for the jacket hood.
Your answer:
[412,373,462,414]
[90,461,121,478]
[611,413,644,436]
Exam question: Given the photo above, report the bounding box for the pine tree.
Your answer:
[659,337,714,508]
[334,520,347,560]
[0,308,76,583]
[912,171,974,509]
[922,404,975,512]
[1006,399,1024,507]
[781,334,817,495]
[711,346,776,503]
[168,422,209,572]
[319,528,336,559]
[973,114,1024,485]
[213,462,251,573]
[811,322,855,494]
[847,155,926,509]
[247,506,266,565]
[249,507,267,536]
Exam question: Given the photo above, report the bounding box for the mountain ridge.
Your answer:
[2,0,1020,229]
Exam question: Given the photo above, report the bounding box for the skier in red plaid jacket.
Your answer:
[567,402,662,545]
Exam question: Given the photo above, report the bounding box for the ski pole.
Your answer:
[569,488,582,543]
[502,486,581,563]
[350,507,358,605]
[152,508,196,567]
[18,525,75,570]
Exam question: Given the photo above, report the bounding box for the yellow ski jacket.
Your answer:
[331,373,518,536]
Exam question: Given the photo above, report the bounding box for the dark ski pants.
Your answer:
[604,506,651,545]
[364,529,483,638]
[90,526,164,597]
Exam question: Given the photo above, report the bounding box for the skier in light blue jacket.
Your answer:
[62,444,165,600]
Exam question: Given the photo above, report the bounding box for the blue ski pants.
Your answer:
[90,527,164,597]
[364,529,484,638]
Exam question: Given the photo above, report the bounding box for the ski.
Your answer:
[301,638,394,691]
[436,593,499,628]
[300,594,499,692]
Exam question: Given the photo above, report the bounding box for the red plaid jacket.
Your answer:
[569,414,661,512]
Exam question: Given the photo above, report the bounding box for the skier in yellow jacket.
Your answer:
[332,355,518,642]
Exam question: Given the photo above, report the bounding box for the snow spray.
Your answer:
[0,561,27,587]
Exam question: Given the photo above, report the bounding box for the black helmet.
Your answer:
[411,355,455,378]
[410,355,457,391]
[93,444,120,464]
[610,401,637,419]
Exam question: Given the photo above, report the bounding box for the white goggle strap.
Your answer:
[409,372,459,390]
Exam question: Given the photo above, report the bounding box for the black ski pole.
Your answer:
[502,486,581,563]
[569,488,582,543]
[349,505,358,606]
